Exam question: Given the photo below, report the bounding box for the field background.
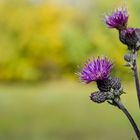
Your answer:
[0,0,140,140]
[0,81,139,140]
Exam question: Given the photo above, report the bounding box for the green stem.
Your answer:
[114,98,140,140]
[133,52,140,109]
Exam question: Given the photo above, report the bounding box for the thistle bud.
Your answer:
[119,28,140,51]
[124,53,133,62]
[110,77,121,90]
[124,53,136,69]
[90,91,107,103]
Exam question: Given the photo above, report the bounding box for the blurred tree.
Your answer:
[0,0,139,82]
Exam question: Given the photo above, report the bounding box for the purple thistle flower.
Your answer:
[105,6,128,30]
[79,57,113,84]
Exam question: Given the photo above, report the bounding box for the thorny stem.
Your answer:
[133,51,140,109]
[114,98,140,140]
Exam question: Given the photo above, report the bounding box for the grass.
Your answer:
[0,80,139,140]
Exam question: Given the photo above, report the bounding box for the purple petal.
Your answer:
[79,57,113,84]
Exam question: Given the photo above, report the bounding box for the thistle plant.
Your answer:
[105,6,140,108]
[78,4,140,140]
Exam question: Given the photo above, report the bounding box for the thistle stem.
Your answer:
[114,99,140,140]
[133,52,140,108]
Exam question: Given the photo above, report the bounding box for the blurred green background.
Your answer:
[0,0,140,139]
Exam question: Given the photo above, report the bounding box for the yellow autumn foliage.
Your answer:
[0,0,139,81]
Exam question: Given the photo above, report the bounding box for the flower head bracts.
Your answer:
[124,28,136,37]
[105,6,128,30]
[119,28,140,50]
[79,57,113,84]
